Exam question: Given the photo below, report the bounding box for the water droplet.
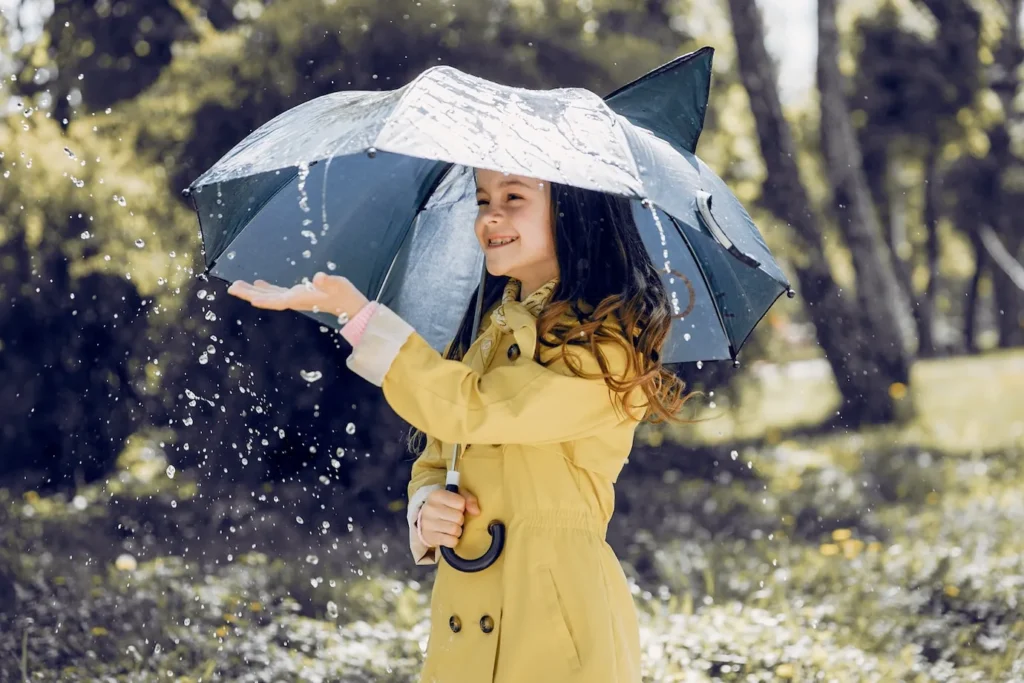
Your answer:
[730,450,739,460]
[331,458,341,469]
[72,495,88,511]
[306,554,319,565]
[205,311,217,321]
[80,231,91,239]
[183,416,193,426]
[296,516,304,524]
[319,475,331,485]
[226,251,236,260]
[345,423,356,435]
[300,369,323,383]
[327,261,337,271]
[135,238,145,248]
[197,290,208,300]
[166,465,176,478]
[198,352,209,365]
[64,146,76,159]
[326,601,339,619]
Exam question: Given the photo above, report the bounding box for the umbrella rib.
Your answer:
[663,211,737,360]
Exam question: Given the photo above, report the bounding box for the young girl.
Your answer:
[228,168,690,683]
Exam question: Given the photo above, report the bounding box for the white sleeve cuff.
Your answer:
[345,304,416,387]
[408,483,443,565]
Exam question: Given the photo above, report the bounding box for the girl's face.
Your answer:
[474,169,559,295]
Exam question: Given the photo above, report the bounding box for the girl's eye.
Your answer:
[476,199,489,206]
[507,194,522,201]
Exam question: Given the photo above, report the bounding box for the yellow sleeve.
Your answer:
[346,305,641,447]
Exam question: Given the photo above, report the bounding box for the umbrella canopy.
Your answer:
[185,47,790,364]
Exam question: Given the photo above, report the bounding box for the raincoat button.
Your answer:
[449,615,461,633]
[479,615,494,633]
[507,343,520,361]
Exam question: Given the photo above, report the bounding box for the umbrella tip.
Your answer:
[366,147,378,159]
[732,359,741,369]
[786,287,796,299]
[181,187,192,198]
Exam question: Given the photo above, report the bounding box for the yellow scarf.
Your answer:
[490,276,560,333]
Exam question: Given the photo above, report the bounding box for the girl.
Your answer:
[228,168,691,683]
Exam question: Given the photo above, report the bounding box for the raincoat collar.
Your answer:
[466,276,559,373]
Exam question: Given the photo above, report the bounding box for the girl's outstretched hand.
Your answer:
[227,272,369,322]
[419,488,481,550]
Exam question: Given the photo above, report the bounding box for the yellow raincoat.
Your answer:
[346,281,644,683]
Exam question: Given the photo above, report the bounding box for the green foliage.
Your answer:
[2,351,1022,681]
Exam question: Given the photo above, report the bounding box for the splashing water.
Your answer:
[296,161,311,213]
[643,199,680,317]
[300,369,323,383]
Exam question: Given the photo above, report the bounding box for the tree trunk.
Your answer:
[992,233,1024,348]
[918,139,942,356]
[726,0,911,425]
[964,230,986,353]
[816,0,917,360]
[989,0,1024,348]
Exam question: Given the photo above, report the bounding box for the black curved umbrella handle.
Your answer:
[439,482,506,573]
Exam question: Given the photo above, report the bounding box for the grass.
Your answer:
[1,350,1022,682]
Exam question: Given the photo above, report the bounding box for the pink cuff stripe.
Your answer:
[339,301,379,346]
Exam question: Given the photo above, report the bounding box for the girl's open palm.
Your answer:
[227,272,369,321]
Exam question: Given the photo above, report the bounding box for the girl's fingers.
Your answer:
[426,504,464,526]
[433,533,461,549]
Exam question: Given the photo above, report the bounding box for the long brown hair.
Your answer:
[407,181,696,455]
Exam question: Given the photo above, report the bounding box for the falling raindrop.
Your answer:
[296,516,304,524]
[331,458,341,469]
[134,238,145,248]
[80,231,92,239]
[327,261,337,271]
[306,554,319,565]
[198,353,209,365]
[205,311,217,321]
[730,450,739,460]
[345,423,356,435]
[166,465,176,478]
[319,475,331,485]
[326,601,339,619]
[197,290,208,300]
[183,417,193,426]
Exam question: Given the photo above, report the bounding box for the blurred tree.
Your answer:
[851,1,982,356]
[984,0,1024,348]
[940,0,1024,351]
[726,0,911,425]
[10,0,241,128]
[817,0,916,357]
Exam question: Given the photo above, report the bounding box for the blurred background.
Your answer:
[1,0,1023,680]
